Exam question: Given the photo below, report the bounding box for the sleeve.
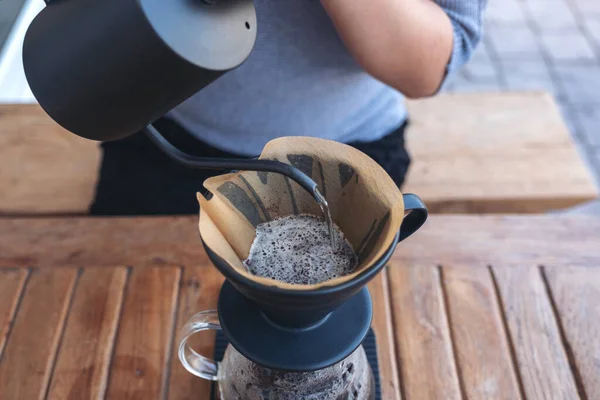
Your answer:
[435,0,488,78]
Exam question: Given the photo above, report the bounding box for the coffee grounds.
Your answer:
[243,214,357,285]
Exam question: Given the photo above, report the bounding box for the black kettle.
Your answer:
[23,0,328,201]
[22,0,257,142]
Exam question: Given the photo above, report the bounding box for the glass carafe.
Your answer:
[179,311,375,400]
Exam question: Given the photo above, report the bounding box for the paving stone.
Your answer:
[556,102,581,138]
[572,0,600,16]
[583,18,600,49]
[571,105,600,147]
[567,136,600,185]
[484,0,528,26]
[501,59,558,95]
[458,60,501,82]
[555,65,600,104]
[594,148,600,169]
[486,25,543,59]
[540,31,597,62]
[449,74,504,93]
[524,0,579,32]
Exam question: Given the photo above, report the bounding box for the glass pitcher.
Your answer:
[178,310,375,400]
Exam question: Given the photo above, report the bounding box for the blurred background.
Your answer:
[2,0,598,181]
[442,0,600,188]
[1,0,599,214]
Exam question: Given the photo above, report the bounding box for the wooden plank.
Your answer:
[47,268,128,400]
[387,263,461,400]
[0,216,206,268]
[492,265,581,399]
[167,266,224,400]
[544,266,600,398]
[0,268,78,400]
[0,269,28,357]
[405,92,599,213]
[2,215,600,268]
[368,269,402,400]
[441,265,522,400]
[392,215,600,267]
[0,104,101,215]
[105,267,180,399]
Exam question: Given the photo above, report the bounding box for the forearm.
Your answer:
[321,0,454,98]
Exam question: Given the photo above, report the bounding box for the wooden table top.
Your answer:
[0,215,599,399]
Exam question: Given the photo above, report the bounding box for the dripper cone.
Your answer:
[197,137,426,371]
[198,136,405,292]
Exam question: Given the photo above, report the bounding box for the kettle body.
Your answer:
[23,0,256,141]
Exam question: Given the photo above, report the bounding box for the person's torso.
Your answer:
[168,0,407,156]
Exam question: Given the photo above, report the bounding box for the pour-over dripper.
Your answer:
[195,136,428,371]
[201,193,426,372]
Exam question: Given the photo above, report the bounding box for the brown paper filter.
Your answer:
[197,136,405,290]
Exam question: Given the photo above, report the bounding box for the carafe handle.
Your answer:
[178,310,221,381]
[399,193,428,242]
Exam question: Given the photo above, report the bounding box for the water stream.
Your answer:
[314,187,340,253]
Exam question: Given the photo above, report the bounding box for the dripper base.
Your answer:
[218,280,373,372]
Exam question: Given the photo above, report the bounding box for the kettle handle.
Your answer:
[398,193,428,242]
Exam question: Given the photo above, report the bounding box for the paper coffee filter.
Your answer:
[197,136,405,290]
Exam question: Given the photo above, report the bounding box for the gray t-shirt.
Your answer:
[169,0,486,156]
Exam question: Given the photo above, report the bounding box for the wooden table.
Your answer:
[0,215,599,399]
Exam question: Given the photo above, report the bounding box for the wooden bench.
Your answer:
[0,92,597,215]
[404,92,598,212]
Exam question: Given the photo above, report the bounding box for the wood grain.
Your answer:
[0,216,206,268]
[2,215,600,268]
[105,267,180,400]
[544,266,600,398]
[167,266,224,400]
[368,268,402,400]
[0,104,101,215]
[47,268,128,400]
[0,269,29,357]
[0,268,78,400]
[492,265,580,399]
[387,263,461,400]
[404,92,599,213]
[441,265,522,400]
[392,215,600,267]
[2,93,597,216]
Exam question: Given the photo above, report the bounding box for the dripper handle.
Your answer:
[399,193,428,242]
[178,310,222,381]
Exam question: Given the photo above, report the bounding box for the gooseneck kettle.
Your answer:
[22,0,320,196]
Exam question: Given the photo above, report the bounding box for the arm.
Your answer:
[321,0,486,98]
